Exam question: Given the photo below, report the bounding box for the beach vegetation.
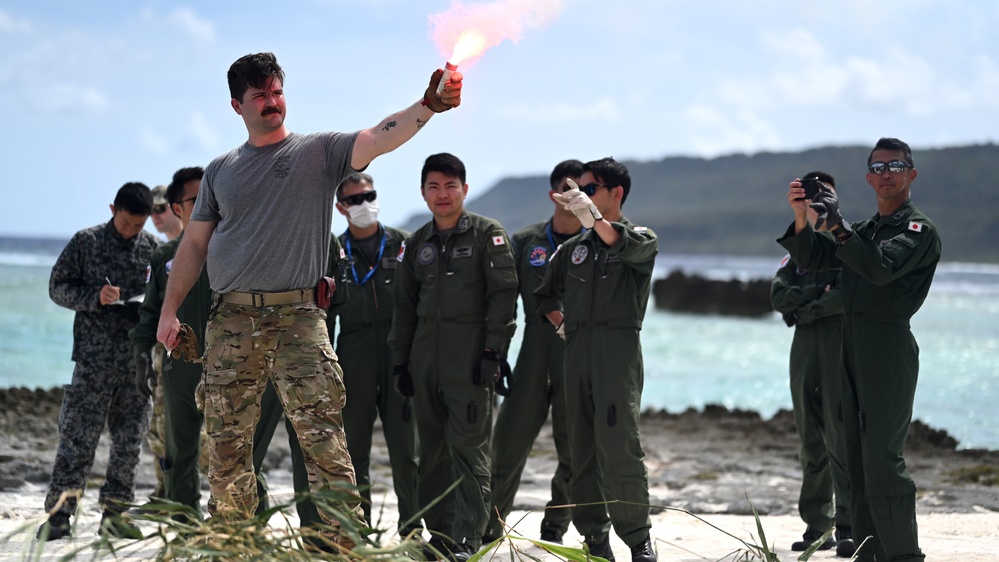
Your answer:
[947,464,999,486]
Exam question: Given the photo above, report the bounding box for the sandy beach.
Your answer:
[1,387,997,561]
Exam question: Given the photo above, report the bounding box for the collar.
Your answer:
[873,199,915,227]
[105,219,129,244]
[431,210,471,238]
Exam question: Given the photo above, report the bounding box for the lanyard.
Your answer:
[344,228,386,286]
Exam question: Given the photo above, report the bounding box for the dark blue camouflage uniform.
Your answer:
[45,220,159,517]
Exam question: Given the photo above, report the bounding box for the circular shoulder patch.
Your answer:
[417,243,436,266]
[528,246,548,266]
[570,245,589,265]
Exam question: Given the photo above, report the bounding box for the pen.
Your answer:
[105,277,113,286]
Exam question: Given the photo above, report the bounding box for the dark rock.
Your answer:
[652,270,773,316]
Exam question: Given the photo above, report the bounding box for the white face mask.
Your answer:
[346,200,379,229]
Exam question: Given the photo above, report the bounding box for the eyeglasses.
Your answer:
[178,196,197,206]
[579,183,613,196]
[868,160,911,175]
[152,204,168,215]
[339,190,377,207]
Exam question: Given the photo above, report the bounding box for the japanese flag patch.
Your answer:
[396,240,406,262]
[779,254,790,269]
[492,235,506,246]
[908,221,924,233]
[145,264,152,283]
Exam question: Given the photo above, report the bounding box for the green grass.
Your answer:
[948,464,999,486]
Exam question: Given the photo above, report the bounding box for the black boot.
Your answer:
[99,511,143,540]
[835,526,857,557]
[36,513,72,541]
[630,536,657,562]
[791,529,835,551]
[586,534,616,561]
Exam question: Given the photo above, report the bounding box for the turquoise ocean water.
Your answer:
[1,238,996,450]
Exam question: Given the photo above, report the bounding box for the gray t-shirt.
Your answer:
[192,131,359,293]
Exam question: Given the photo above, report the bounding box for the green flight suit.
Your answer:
[130,233,211,514]
[534,217,658,549]
[771,257,850,532]
[389,210,518,547]
[487,219,575,540]
[326,224,420,534]
[779,199,941,562]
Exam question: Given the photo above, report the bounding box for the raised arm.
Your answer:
[350,69,463,171]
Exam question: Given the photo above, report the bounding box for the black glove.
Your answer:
[394,363,414,398]
[782,311,799,327]
[475,349,502,386]
[135,351,156,399]
[809,185,852,241]
[494,358,512,397]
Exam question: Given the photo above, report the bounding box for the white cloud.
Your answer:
[681,104,779,157]
[140,128,171,155]
[761,28,825,60]
[498,98,619,121]
[28,82,108,113]
[168,8,214,42]
[0,8,32,33]
[188,112,219,150]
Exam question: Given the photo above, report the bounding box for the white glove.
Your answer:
[555,178,603,229]
[555,321,566,341]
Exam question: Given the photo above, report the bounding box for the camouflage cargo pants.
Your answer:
[202,302,363,529]
[147,343,168,499]
[44,360,151,517]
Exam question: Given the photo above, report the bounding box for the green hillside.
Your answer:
[401,144,999,263]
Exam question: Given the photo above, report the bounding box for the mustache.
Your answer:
[261,106,281,116]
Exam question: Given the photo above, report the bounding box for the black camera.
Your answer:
[795,177,824,201]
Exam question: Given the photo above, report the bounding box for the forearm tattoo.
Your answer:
[381,120,398,132]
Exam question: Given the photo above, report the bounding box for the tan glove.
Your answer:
[169,323,203,364]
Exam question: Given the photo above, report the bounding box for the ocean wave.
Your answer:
[0,252,57,267]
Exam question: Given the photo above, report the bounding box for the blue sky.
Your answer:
[2,1,997,238]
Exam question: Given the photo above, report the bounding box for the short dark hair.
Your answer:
[166,166,205,205]
[868,137,914,167]
[549,159,584,190]
[803,170,835,188]
[336,172,374,200]
[582,157,631,206]
[227,52,285,103]
[421,153,466,186]
[113,182,153,216]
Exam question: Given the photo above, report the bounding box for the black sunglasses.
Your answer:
[579,182,612,196]
[152,204,168,214]
[868,160,911,175]
[178,196,197,205]
[339,190,377,206]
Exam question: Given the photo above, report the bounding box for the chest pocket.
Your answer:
[488,244,517,290]
[601,252,623,278]
[448,244,476,273]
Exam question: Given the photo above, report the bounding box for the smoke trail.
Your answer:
[429,0,565,65]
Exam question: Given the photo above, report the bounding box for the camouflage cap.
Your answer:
[152,185,168,205]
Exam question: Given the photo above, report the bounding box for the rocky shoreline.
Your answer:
[1,386,997,516]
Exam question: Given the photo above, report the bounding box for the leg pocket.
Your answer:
[204,369,240,419]
[281,345,345,415]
